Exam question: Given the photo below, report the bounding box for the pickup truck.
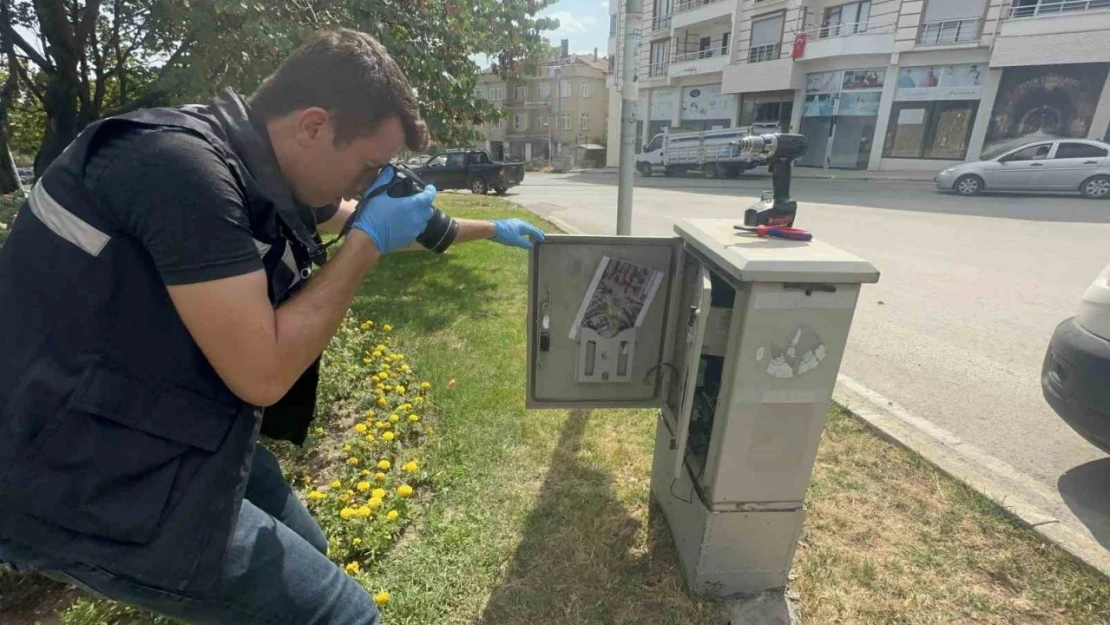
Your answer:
[413,149,525,195]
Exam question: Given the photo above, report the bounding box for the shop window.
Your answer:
[883,101,978,160]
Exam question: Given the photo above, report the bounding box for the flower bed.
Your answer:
[294,313,437,610]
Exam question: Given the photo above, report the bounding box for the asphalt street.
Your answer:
[504,170,1110,554]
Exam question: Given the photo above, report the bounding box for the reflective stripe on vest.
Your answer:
[27,182,111,256]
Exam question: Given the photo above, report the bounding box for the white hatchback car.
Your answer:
[935,139,1110,198]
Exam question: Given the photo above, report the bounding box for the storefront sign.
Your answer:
[984,63,1109,155]
[680,84,738,121]
[895,64,984,101]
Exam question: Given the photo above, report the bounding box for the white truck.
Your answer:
[637,125,777,178]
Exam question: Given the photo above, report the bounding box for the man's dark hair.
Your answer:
[250,28,428,151]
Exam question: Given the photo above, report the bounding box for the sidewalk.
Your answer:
[572,166,938,183]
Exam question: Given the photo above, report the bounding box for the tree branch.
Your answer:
[14,59,44,103]
[6,24,53,71]
[75,0,102,49]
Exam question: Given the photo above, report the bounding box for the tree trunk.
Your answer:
[0,0,24,193]
[32,0,101,177]
[0,131,22,195]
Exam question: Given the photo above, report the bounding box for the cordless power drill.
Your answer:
[733,133,809,228]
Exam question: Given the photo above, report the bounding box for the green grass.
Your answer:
[5,191,1109,624]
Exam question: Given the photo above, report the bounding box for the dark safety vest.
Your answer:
[0,88,326,593]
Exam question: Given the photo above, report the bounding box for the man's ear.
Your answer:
[296,107,333,147]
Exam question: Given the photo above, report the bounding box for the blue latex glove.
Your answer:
[352,166,436,254]
[491,218,545,250]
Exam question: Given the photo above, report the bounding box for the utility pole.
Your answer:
[616,0,642,236]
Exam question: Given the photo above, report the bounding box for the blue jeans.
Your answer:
[0,445,381,625]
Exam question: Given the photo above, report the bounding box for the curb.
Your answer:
[563,168,937,184]
[516,199,1110,580]
[834,374,1110,579]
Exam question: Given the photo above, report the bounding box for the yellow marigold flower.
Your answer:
[378,460,391,471]
[375,421,386,429]
[371,488,387,500]
[365,409,375,418]
[397,484,414,498]
[340,507,355,520]
[381,385,392,392]
[383,431,395,442]
[355,423,368,434]
[367,496,383,510]
[382,363,392,371]
[339,493,351,502]
[387,510,399,522]
[402,461,419,473]
[352,537,362,545]
[414,397,425,405]
[373,591,390,606]
[364,435,375,443]
[347,457,360,466]
[361,469,371,476]
[376,344,386,352]
[362,357,371,364]
[383,324,393,332]
[357,481,370,492]
[400,364,410,373]
[395,385,406,395]
[401,403,413,412]
[372,350,383,358]
[378,372,389,381]
[314,427,325,435]
[408,414,420,423]
[345,561,360,574]
[395,353,405,360]
[377,397,387,408]
[421,382,431,390]
[426,426,435,436]
[389,413,400,423]
[306,490,326,501]
[356,506,371,517]
[330,480,342,489]
[374,472,387,482]
[343,445,351,453]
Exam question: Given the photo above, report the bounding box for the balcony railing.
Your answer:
[650,14,673,30]
[673,44,731,63]
[797,20,894,40]
[647,61,670,77]
[747,42,782,63]
[1006,0,1110,18]
[676,0,728,13]
[917,17,982,45]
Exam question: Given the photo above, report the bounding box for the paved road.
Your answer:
[506,171,1110,552]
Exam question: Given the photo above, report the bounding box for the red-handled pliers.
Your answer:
[734,225,813,241]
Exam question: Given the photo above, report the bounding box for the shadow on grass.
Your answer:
[348,251,502,336]
[477,411,723,625]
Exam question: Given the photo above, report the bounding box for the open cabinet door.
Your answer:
[672,266,712,480]
[527,235,683,409]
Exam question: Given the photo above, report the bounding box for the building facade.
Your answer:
[607,0,1110,171]
[474,48,609,166]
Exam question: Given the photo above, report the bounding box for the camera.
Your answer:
[379,164,459,254]
[343,163,458,254]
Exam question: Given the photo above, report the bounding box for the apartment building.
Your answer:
[608,0,1110,171]
[474,43,609,165]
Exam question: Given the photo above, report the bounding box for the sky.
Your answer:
[472,0,612,68]
[542,0,612,56]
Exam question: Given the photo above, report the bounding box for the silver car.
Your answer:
[935,139,1110,199]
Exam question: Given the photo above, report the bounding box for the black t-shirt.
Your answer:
[84,126,337,286]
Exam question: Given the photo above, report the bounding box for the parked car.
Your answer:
[935,139,1110,198]
[1042,262,1110,454]
[412,148,525,195]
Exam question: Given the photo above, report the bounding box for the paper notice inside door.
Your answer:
[569,256,664,341]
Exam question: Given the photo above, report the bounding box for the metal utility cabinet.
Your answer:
[526,219,879,598]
